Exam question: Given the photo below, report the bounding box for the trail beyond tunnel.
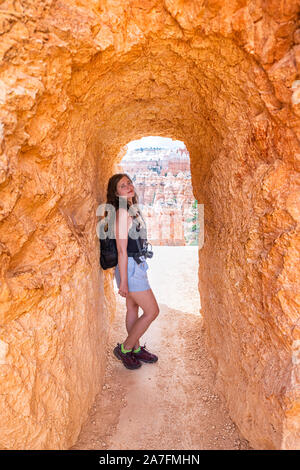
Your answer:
[71,246,251,450]
[0,0,299,450]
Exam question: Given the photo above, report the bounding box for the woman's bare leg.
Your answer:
[125,295,140,350]
[123,289,160,350]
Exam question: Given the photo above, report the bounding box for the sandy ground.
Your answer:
[71,246,252,450]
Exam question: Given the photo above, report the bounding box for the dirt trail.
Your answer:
[71,247,251,450]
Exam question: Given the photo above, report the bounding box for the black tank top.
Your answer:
[127,212,147,254]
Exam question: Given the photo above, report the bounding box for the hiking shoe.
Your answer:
[132,343,158,363]
[113,343,142,370]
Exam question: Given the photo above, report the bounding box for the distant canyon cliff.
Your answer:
[117,147,199,245]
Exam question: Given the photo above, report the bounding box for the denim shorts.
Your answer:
[114,256,151,292]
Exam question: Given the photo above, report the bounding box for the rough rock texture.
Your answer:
[0,0,299,449]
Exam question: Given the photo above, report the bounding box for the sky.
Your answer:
[125,136,186,151]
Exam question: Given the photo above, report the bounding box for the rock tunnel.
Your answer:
[0,0,299,450]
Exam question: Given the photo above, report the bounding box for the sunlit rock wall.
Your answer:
[0,0,299,449]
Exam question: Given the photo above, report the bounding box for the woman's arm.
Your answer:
[115,207,131,297]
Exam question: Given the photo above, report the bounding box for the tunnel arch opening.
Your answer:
[111,135,201,315]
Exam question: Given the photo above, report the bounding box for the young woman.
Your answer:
[105,173,160,370]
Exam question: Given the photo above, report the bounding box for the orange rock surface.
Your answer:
[0,0,299,449]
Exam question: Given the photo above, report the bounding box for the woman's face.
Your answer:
[116,176,135,199]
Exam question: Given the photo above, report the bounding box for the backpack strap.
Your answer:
[130,236,147,264]
[136,236,144,257]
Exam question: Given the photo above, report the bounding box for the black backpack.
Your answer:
[99,209,118,270]
[100,237,118,270]
[99,231,146,270]
[99,207,153,270]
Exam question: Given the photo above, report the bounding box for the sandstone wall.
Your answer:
[0,0,299,449]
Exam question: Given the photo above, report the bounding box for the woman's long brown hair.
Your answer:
[106,173,138,211]
[104,173,145,230]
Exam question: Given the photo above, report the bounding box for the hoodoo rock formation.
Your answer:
[0,0,299,450]
[118,148,197,245]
